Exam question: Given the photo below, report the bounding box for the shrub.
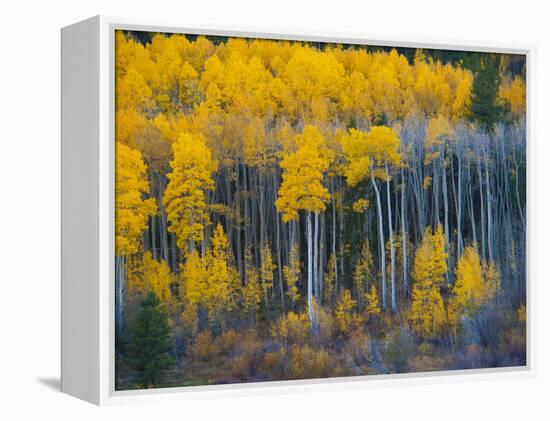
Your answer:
[271,312,310,346]
[259,349,287,379]
[384,328,416,373]
[334,290,363,337]
[289,345,333,379]
[219,329,240,355]
[317,305,336,345]
[192,331,220,362]
[344,331,372,366]
[238,329,262,355]
[453,344,486,369]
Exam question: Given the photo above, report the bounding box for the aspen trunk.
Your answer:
[307,211,317,332]
[386,163,397,313]
[485,148,493,261]
[441,153,450,283]
[371,173,386,310]
[331,179,338,297]
[401,167,408,294]
[313,211,319,301]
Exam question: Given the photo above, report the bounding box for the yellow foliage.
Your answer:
[423,175,432,189]
[179,250,207,306]
[448,245,500,330]
[219,329,240,354]
[340,128,371,186]
[115,143,157,256]
[335,290,363,336]
[499,76,526,116]
[260,244,276,294]
[179,225,237,328]
[410,225,447,339]
[353,240,373,301]
[203,224,235,323]
[341,126,401,188]
[283,244,301,306]
[276,125,333,221]
[164,132,218,251]
[425,114,454,164]
[128,252,173,303]
[192,331,220,362]
[366,285,381,318]
[289,345,332,379]
[270,311,310,346]
[242,247,262,314]
[352,198,370,213]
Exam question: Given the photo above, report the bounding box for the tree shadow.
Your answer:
[37,377,61,392]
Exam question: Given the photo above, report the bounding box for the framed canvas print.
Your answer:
[61,16,532,405]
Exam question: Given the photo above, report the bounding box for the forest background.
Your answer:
[114,30,527,390]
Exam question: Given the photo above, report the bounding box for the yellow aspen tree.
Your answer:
[242,246,262,316]
[365,285,381,319]
[116,68,153,112]
[164,132,217,253]
[283,244,301,309]
[353,239,374,308]
[499,76,526,116]
[409,225,447,339]
[482,261,500,303]
[141,252,173,305]
[424,114,454,281]
[260,244,276,306]
[115,142,157,336]
[115,142,157,256]
[449,245,500,331]
[203,224,233,330]
[341,126,400,313]
[323,255,336,305]
[178,249,207,336]
[334,290,362,336]
[276,125,333,332]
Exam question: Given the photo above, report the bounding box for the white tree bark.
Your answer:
[385,163,397,313]
[401,167,408,293]
[307,212,317,332]
[371,173,386,310]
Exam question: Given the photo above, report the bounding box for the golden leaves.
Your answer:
[276,125,333,221]
[115,143,157,256]
[164,132,217,250]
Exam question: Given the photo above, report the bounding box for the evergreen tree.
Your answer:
[468,53,505,132]
[127,292,174,388]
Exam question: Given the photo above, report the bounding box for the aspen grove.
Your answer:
[114,31,526,389]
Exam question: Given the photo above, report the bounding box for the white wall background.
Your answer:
[1,0,548,419]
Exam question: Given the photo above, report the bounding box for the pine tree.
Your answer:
[127,292,174,388]
[468,53,505,132]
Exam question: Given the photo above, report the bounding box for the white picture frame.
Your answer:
[61,15,535,406]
